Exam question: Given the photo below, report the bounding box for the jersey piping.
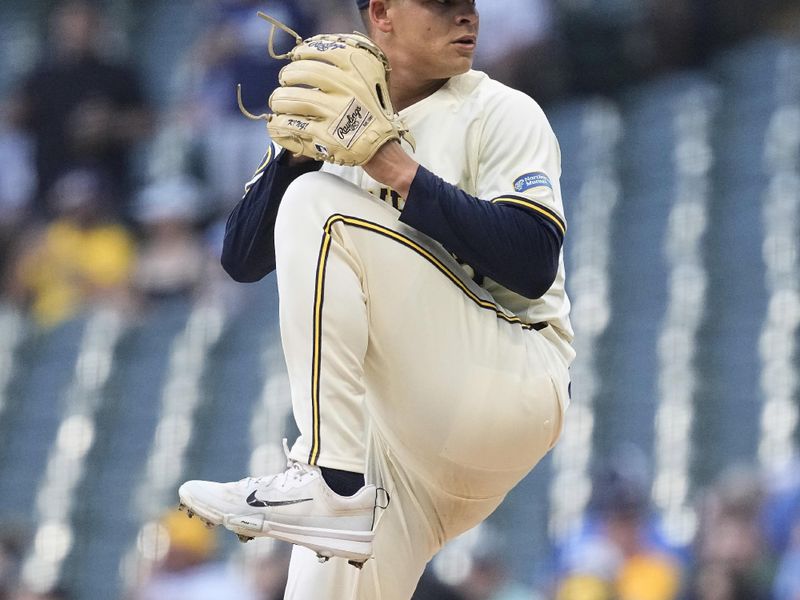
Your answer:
[490,195,566,237]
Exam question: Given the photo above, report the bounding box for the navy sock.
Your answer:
[320,467,365,496]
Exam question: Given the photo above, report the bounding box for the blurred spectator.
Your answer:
[762,458,800,561]
[11,587,70,600]
[557,0,657,96]
[555,447,683,600]
[243,543,467,599]
[0,121,34,222]
[131,508,258,600]
[7,168,135,328]
[552,0,798,99]
[412,568,466,600]
[0,115,36,283]
[245,543,291,600]
[774,536,800,600]
[455,528,534,600]
[0,527,24,600]
[6,0,152,217]
[763,0,800,35]
[686,465,775,600]
[131,175,211,305]
[474,0,555,69]
[688,0,765,61]
[647,0,793,73]
[458,554,532,600]
[186,0,315,119]
[472,0,568,105]
[764,459,800,600]
[314,0,362,33]
[556,573,615,600]
[174,0,316,204]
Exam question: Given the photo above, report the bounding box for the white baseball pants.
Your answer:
[273,172,569,600]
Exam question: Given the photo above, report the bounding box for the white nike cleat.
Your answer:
[178,441,377,564]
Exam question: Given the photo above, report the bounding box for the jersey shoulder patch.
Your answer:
[513,172,552,193]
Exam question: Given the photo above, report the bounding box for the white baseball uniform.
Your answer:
[223,64,574,600]
[234,69,573,599]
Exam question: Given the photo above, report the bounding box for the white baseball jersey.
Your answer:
[321,69,574,364]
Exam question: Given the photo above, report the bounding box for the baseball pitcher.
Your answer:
[179,1,573,598]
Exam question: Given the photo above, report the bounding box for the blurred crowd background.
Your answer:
[0,0,799,598]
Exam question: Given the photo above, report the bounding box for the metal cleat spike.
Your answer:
[316,553,331,564]
[348,560,365,569]
[186,509,195,518]
[236,534,254,543]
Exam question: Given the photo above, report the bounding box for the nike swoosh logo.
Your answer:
[246,491,313,508]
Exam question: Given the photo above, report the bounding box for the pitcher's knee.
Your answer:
[284,170,363,208]
[278,172,329,220]
[274,172,346,253]
[279,171,385,226]
[284,170,337,198]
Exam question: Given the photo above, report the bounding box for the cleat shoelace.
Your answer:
[249,438,317,492]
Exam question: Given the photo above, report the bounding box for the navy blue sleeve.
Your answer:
[399,166,562,299]
[221,151,322,282]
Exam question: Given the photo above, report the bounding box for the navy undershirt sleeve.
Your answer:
[399,166,562,299]
[221,152,322,282]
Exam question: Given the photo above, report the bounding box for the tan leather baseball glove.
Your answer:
[238,12,415,167]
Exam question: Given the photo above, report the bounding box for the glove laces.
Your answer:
[236,84,268,122]
[236,11,302,122]
[258,11,303,60]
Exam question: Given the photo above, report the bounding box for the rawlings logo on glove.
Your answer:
[236,12,415,167]
[331,100,374,147]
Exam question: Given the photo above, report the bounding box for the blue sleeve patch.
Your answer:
[514,172,552,193]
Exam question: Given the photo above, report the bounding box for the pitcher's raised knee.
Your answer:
[278,171,389,230]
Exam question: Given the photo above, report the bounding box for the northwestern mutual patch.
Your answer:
[514,172,553,193]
